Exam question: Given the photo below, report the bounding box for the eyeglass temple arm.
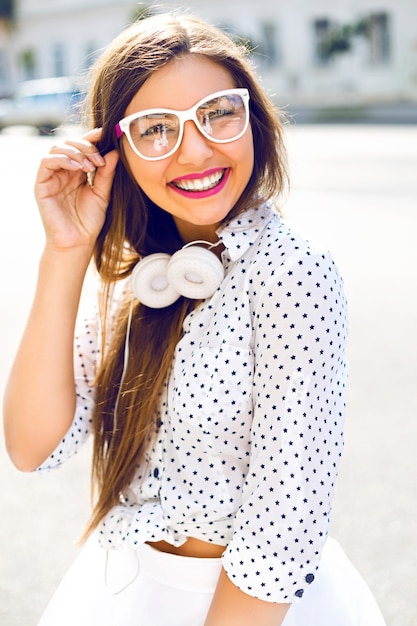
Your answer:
[115,123,123,139]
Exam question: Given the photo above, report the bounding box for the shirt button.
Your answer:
[305,573,315,584]
[153,467,159,478]
[295,589,304,598]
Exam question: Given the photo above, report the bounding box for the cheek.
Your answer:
[125,151,165,195]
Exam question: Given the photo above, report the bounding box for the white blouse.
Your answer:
[38,201,349,604]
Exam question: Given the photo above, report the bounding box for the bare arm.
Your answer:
[3,129,119,471]
[204,567,290,626]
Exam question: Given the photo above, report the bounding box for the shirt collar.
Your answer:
[216,201,275,261]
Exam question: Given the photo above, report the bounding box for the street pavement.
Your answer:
[0,123,416,626]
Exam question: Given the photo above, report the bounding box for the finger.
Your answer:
[81,127,103,142]
[81,127,106,163]
[89,149,119,199]
[35,154,86,185]
[49,141,105,169]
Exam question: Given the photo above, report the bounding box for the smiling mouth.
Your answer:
[171,169,226,192]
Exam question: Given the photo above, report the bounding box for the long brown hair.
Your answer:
[83,11,289,536]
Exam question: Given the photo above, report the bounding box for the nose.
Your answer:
[176,120,213,165]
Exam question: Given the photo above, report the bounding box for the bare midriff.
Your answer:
[147,537,226,558]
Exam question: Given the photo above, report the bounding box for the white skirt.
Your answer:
[38,535,386,626]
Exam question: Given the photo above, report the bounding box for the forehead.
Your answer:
[124,55,237,116]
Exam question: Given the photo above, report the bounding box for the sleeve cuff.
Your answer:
[222,532,319,603]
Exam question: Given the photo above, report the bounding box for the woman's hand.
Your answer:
[34,127,119,253]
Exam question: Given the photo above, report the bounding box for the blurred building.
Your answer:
[0,0,137,96]
[195,0,417,111]
[0,0,416,111]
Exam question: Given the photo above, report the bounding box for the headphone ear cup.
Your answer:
[167,247,224,300]
[131,253,180,308]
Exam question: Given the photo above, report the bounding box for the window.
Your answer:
[313,18,331,65]
[0,49,8,82]
[0,0,13,20]
[368,13,390,64]
[261,22,279,66]
[52,43,65,77]
[20,48,37,80]
[0,49,9,95]
[82,42,100,70]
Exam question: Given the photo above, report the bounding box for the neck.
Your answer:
[174,217,220,245]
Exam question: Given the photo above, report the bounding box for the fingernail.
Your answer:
[91,153,105,167]
[83,158,95,172]
[70,159,83,168]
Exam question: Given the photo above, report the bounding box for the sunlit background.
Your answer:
[0,0,416,122]
[0,2,416,626]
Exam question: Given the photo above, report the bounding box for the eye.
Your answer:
[208,107,235,120]
[141,122,169,138]
[199,95,242,124]
[132,115,178,142]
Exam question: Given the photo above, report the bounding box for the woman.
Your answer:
[3,12,386,626]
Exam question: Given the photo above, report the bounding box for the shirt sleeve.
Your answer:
[222,249,349,603]
[36,304,99,472]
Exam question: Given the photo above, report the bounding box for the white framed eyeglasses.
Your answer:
[115,88,250,161]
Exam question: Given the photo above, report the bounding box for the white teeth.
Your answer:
[174,170,224,192]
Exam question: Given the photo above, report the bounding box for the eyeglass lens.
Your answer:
[127,92,247,159]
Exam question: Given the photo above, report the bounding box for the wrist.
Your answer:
[41,242,94,273]
[37,245,94,313]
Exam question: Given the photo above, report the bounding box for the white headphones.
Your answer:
[131,241,224,308]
